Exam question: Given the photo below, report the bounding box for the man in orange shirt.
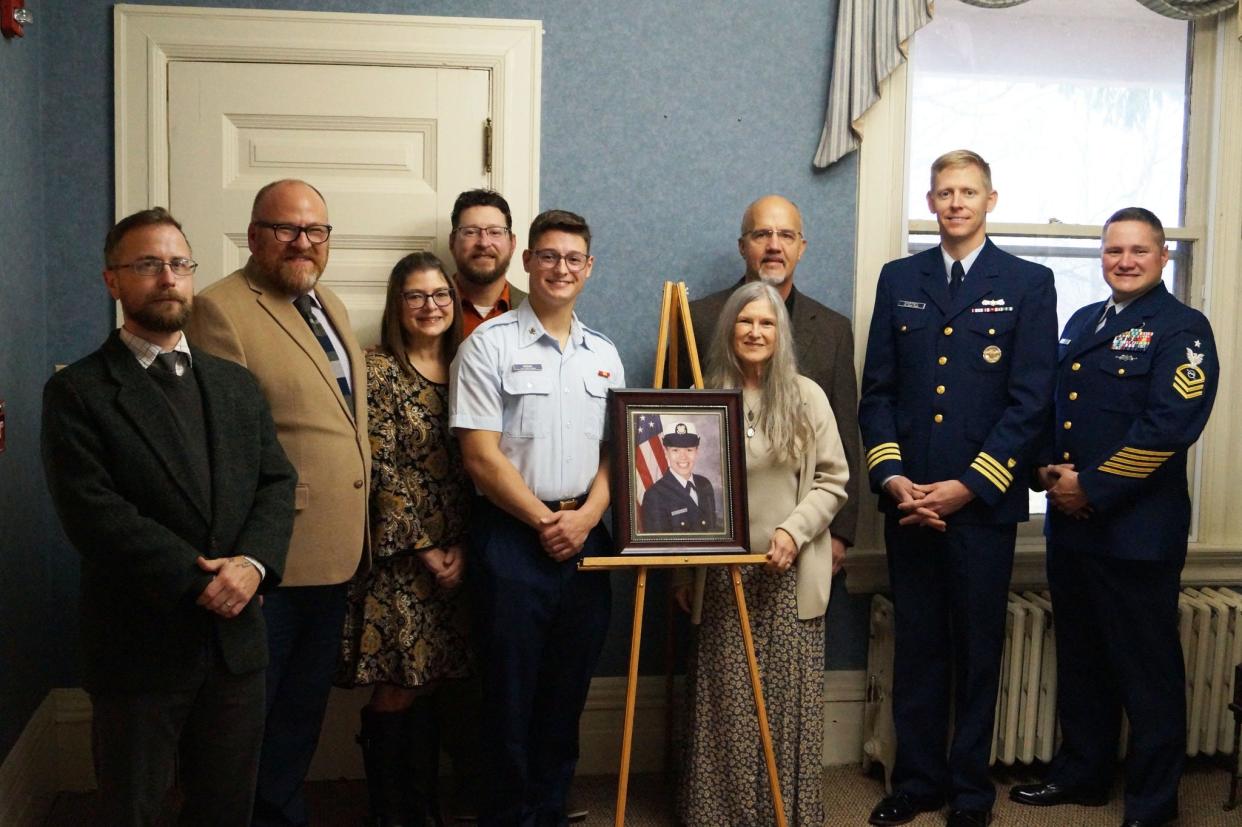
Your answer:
[450,189,527,336]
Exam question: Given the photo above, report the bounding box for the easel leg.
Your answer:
[615,567,648,827]
[729,564,789,827]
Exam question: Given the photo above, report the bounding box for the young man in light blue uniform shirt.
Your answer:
[450,209,624,827]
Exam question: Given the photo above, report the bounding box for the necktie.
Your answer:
[949,260,965,300]
[148,351,184,379]
[292,294,354,411]
[686,480,699,505]
[1096,304,1117,332]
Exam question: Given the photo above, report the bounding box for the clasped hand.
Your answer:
[538,508,594,562]
[195,555,261,619]
[1039,463,1091,519]
[887,476,975,531]
[418,543,466,589]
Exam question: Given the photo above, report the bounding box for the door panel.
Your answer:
[169,61,490,345]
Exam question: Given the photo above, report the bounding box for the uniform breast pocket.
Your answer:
[501,371,552,438]
[583,375,611,440]
[1097,353,1153,413]
[893,313,930,359]
[967,313,1017,372]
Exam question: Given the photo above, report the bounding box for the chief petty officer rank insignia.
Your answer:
[1174,346,1207,400]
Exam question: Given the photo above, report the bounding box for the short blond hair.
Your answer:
[929,149,992,193]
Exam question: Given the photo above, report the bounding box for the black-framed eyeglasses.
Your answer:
[531,249,590,272]
[254,222,333,244]
[455,226,510,241]
[402,288,455,309]
[743,228,802,245]
[108,257,198,278]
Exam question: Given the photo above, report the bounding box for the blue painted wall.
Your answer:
[15,0,872,759]
[0,25,52,760]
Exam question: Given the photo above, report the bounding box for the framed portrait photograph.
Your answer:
[607,388,749,555]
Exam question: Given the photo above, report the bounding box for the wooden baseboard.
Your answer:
[1,671,870,802]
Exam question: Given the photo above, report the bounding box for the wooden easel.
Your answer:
[579,281,787,827]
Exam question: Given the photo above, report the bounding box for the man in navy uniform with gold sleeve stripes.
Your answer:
[1008,208,1217,827]
[859,150,1058,827]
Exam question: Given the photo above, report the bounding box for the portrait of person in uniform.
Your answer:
[639,421,721,534]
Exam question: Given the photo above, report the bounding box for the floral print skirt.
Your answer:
[678,564,825,827]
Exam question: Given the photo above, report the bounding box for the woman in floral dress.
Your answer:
[338,251,470,826]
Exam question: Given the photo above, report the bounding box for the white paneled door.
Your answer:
[168,61,491,345]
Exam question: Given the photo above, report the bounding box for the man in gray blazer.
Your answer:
[686,194,861,562]
[188,179,370,826]
[42,207,296,825]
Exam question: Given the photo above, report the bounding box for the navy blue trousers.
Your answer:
[252,583,349,827]
[885,519,1016,811]
[1046,544,1184,823]
[470,498,612,827]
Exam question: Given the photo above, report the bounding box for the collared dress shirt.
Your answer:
[449,301,625,501]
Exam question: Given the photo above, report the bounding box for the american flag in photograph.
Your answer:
[633,413,668,512]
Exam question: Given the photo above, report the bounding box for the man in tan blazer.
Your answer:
[187,179,369,827]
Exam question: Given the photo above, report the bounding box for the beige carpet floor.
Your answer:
[42,759,1242,825]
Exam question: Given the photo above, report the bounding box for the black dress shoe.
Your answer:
[946,809,991,827]
[1009,780,1109,807]
[867,791,943,826]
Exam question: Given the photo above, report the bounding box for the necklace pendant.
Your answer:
[746,425,756,438]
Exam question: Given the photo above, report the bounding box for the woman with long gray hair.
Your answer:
[677,280,849,826]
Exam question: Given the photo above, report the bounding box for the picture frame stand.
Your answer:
[579,282,788,827]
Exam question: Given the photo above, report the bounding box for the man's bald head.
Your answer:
[738,195,807,294]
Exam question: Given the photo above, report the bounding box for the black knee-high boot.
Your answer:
[358,707,414,827]
[406,696,443,827]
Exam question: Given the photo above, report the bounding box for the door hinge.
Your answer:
[483,117,493,174]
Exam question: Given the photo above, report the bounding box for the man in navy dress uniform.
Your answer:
[640,422,719,533]
[860,150,1058,827]
[1009,208,1217,827]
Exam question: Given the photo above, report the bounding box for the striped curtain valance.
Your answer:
[814,0,1239,169]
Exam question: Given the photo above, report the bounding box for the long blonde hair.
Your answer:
[704,282,810,464]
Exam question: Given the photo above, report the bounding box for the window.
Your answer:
[905,0,1191,516]
[847,4,1241,588]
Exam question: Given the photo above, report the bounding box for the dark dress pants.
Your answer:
[1046,543,1185,823]
[252,583,349,827]
[470,498,612,827]
[885,519,1016,811]
[91,645,265,826]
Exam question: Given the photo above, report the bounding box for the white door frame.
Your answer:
[114,4,541,222]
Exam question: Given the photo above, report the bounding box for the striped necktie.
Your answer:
[292,293,354,412]
[1096,304,1117,332]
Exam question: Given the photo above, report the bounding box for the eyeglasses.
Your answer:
[455,226,510,240]
[531,249,590,272]
[402,288,455,309]
[744,228,802,245]
[254,222,333,244]
[109,257,198,278]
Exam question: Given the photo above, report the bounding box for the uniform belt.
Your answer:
[542,494,587,512]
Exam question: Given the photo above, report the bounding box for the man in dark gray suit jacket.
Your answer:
[685,194,861,560]
[41,208,296,826]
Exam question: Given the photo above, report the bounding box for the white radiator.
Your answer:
[861,588,1242,786]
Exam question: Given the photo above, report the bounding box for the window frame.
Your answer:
[846,12,1242,593]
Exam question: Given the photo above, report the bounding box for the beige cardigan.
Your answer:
[688,375,849,621]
